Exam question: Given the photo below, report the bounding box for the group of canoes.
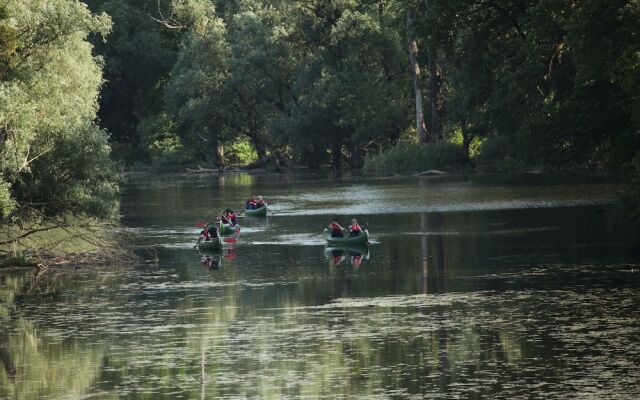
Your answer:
[195,197,267,250]
[195,196,370,252]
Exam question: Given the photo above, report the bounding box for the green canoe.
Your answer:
[323,228,369,246]
[244,203,268,217]
[197,237,221,251]
[219,223,239,235]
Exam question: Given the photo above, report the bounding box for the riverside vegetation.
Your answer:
[1,0,639,265]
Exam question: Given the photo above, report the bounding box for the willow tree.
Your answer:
[266,0,408,170]
[164,0,232,170]
[0,0,119,237]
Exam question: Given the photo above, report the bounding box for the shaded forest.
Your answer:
[1,0,639,228]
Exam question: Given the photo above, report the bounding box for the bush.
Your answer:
[148,136,187,167]
[21,125,122,220]
[0,180,14,218]
[363,141,469,174]
[474,135,527,172]
[225,135,258,165]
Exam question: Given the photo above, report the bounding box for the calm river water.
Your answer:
[1,172,639,399]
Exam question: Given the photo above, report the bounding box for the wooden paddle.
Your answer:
[194,221,205,248]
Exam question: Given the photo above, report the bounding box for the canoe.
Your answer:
[197,238,221,251]
[323,228,369,246]
[219,223,239,235]
[244,203,268,217]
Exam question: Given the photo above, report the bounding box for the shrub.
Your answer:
[225,136,258,165]
[148,136,187,167]
[474,135,527,172]
[5,253,30,267]
[363,141,468,174]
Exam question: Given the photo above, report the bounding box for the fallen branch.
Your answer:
[415,169,447,176]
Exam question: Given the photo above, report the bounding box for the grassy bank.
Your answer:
[0,221,136,269]
[363,142,470,175]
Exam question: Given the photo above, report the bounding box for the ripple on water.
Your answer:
[248,233,325,246]
[3,262,639,399]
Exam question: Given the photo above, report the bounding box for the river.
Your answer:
[1,172,639,399]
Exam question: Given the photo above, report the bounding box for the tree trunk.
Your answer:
[251,132,267,161]
[349,143,363,170]
[462,131,473,156]
[428,47,444,140]
[213,143,225,171]
[331,142,342,173]
[254,144,267,161]
[406,9,428,144]
[271,151,283,171]
[305,145,320,170]
[249,123,268,160]
[0,127,7,151]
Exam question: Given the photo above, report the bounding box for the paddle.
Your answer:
[215,224,222,244]
[194,221,205,249]
[193,231,203,249]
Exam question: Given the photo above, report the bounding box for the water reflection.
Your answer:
[419,212,450,294]
[1,174,639,399]
[200,253,221,271]
[324,246,370,267]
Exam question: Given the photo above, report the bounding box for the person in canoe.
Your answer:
[228,209,238,225]
[328,220,345,237]
[194,223,216,248]
[256,195,265,208]
[348,218,362,237]
[208,222,219,237]
[221,209,238,226]
[244,197,254,210]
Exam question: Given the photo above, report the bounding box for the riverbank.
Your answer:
[0,222,138,270]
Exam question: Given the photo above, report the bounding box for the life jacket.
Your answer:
[330,222,342,232]
[350,224,361,232]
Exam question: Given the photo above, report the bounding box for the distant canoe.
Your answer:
[197,238,221,251]
[323,228,369,246]
[244,204,267,217]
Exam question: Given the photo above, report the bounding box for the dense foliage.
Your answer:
[84,0,638,171]
[364,141,468,174]
[1,0,639,226]
[0,0,119,226]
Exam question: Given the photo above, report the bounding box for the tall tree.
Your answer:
[85,0,179,152]
[0,0,119,225]
[164,0,231,169]
[406,7,428,144]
